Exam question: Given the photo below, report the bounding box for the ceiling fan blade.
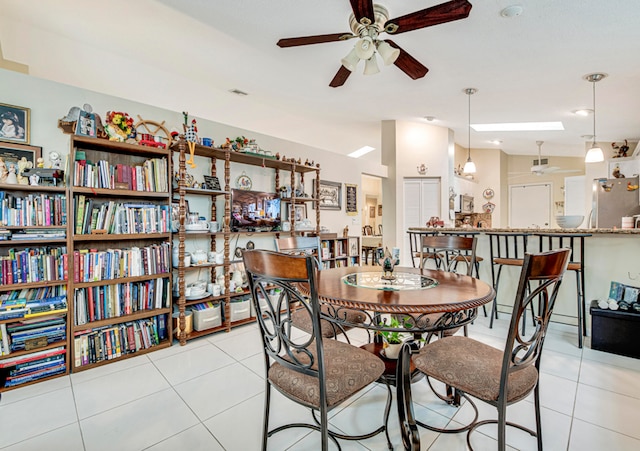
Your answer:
[329,66,352,88]
[386,40,429,80]
[349,0,375,24]
[384,0,472,35]
[277,33,354,48]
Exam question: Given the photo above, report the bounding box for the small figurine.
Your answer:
[613,165,625,178]
[182,112,197,169]
[5,163,17,184]
[379,247,396,280]
[343,225,349,238]
[0,158,7,182]
[49,151,63,169]
[36,157,45,168]
[17,157,32,185]
[29,174,40,186]
[275,152,280,160]
[612,140,630,158]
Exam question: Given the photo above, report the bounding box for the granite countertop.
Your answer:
[408,227,640,235]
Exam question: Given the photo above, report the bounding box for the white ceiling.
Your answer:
[2,0,640,162]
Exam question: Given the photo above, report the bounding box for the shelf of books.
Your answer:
[319,235,360,269]
[68,136,172,373]
[0,186,70,392]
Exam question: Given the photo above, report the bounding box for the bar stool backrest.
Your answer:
[420,235,477,275]
[407,230,440,268]
[486,232,531,263]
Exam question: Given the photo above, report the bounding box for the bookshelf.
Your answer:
[68,136,172,372]
[171,138,320,344]
[0,184,70,392]
[319,234,361,268]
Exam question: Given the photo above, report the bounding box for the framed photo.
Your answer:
[378,204,382,216]
[0,103,30,144]
[288,204,307,221]
[345,183,358,216]
[315,179,341,210]
[348,237,359,257]
[0,142,41,170]
[75,110,96,137]
[171,200,190,231]
[369,206,376,218]
[203,175,221,191]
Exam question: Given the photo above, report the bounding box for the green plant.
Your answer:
[378,316,410,344]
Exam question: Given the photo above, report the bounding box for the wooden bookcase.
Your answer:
[171,138,320,344]
[319,234,361,268]
[0,184,70,392]
[67,136,172,372]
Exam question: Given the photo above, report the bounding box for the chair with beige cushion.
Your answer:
[243,249,392,450]
[275,236,365,340]
[397,248,571,451]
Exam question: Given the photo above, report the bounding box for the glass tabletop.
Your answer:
[341,271,438,291]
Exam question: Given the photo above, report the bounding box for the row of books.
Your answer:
[4,229,66,241]
[0,346,66,388]
[73,314,168,367]
[0,285,67,307]
[73,243,170,283]
[0,192,67,227]
[0,295,67,321]
[0,324,8,356]
[0,247,68,285]
[73,157,168,193]
[75,196,170,235]
[74,278,170,325]
[3,315,67,352]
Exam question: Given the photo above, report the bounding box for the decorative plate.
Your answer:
[482,202,496,214]
[235,171,252,190]
[483,188,495,199]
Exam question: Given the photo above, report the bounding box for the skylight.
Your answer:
[348,146,375,158]
[471,122,564,132]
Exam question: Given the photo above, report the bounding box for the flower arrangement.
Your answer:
[105,111,135,141]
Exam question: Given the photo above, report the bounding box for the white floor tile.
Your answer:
[73,362,170,419]
[574,383,640,440]
[146,336,209,361]
[151,342,235,385]
[212,327,264,361]
[582,344,640,372]
[70,352,150,385]
[0,375,70,405]
[240,352,266,378]
[579,357,640,398]
[144,423,224,451]
[539,348,582,381]
[174,362,263,421]
[80,388,198,451]
[569,418,640,451]
[1,422,84,451]
[0,387,77,448]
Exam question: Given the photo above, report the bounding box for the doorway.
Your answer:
[362,175,383,236]
[509,183,551,228]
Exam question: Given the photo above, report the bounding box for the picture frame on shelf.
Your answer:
[75,110,96,137]
[289,204,307,221]
[0,102,30,144]
[378,204,382,216]
[349,237,359,257]
[0,141,41,170]
[315,179,341,210]
[171,200,190,231]
[203,175,221,191]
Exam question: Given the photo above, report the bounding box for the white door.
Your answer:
[403,178,440,265]
[509,183,551,228]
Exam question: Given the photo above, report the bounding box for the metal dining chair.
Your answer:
[397,248,571,451]
[407,230,441,269]
[243,249,392,451]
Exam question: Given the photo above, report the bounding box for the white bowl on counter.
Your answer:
[555,215,584,229]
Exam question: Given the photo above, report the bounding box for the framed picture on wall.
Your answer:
[315,179,342,210]
[345,184,358,216]
[369,206,376,218]
[0,103,30,144]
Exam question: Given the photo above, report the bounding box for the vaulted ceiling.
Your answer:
[1,0,639,162]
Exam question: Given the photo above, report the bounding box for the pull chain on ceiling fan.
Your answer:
[277,0,473,87]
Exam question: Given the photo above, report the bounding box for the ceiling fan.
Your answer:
[276,0,473,87]
[509,141,582,177]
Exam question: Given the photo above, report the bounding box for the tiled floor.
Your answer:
[1,314,640,450]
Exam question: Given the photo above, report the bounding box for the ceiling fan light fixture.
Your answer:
[376,40,400,65]
[341,47,360,72]
[355,37,375,60]
[363,55,380,75]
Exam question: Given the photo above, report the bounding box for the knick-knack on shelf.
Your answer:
[5,163,17,184]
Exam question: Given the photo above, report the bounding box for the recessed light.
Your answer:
[500,5,524,18]
[348,146,375,158]
[471,122,564,132]
[489,139,503,145]
[573,109,593,116]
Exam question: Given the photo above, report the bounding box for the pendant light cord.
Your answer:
[592,79,597,146]
[468,89,471,159]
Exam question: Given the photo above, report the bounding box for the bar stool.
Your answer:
[486,232,532,328]
[407,230,441,268]
[534,232,591,348]
[441,230,487,317]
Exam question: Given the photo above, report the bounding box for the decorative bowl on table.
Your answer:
[555,215,584,229]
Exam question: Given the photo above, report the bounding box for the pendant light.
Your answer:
[463,88,478,174]
[584,73,607,163]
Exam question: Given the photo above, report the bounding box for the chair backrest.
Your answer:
[486,232,530,261]
[407,230,440,268]
[420,235,476,275]
[275,236,321,260]
[363,225,373,236]
[243,249,325,379]
[500,248,570,394]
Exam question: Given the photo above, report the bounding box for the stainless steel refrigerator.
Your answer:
[591,176,640,228]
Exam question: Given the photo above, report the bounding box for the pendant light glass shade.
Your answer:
[463,88,477,174]
[583,73,607,163]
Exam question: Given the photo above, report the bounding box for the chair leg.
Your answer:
[534,384,543,451]
[576,271,584,348]
[497,401,507,451]
[397,342,421,451]
[262,382,271,451]
[489,265,503,328]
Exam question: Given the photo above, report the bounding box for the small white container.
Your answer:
[193,304,222,331]
[230,298,251,322]
[622,216,634,229]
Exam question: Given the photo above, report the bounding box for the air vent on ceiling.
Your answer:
[533,158,548,166]
[228,89,248,96]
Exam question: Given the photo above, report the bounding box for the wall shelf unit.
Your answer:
[172,139,320,344]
